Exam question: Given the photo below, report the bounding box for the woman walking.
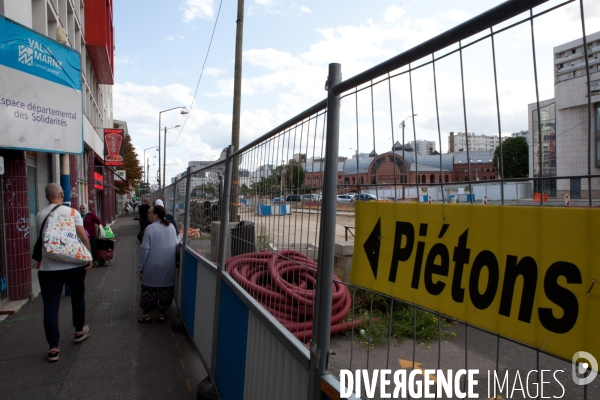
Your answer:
[80,204,102,263]
[137,205,178,323]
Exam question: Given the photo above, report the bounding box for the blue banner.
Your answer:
[0,16,81,90]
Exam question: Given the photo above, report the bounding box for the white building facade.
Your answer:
[0,0,115,304]
[528,31,600,199]
[409,140,438,157]
[448,132,507,153]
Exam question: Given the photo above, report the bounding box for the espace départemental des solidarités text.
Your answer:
[2,95,77,126]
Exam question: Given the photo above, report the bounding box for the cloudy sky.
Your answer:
[113,0,599,184]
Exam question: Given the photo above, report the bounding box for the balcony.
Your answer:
[555,45,600,65]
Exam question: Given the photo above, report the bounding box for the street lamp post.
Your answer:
[162,124,181,192]
[145,155,156,190]
[399,114,417,200]
[350,148,359,195]
[143,146,159,186]
[147,163,156,190]
[158,107,188,197]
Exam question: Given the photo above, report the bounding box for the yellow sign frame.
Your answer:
[351,202,599,363]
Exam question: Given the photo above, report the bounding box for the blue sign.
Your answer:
[0,15,83,154]
[0,16,81,90]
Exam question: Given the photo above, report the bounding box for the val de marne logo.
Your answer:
[18,45,33,66]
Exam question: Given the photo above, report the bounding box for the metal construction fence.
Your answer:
[151,0,598,398]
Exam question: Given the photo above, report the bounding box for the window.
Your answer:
[596,104,600,167]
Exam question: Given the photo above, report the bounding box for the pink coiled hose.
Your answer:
[226,250,356,341]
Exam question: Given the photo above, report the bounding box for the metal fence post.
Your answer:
[218,145,233,272]
[308,63,341,400]
[177,167,192,307]
[209,145,233,381]
[171,181,177,217]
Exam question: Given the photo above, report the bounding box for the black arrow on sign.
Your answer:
[363,218,381,279]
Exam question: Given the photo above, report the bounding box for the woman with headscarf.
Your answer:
[137,205,178,323]
[79,204,102,263]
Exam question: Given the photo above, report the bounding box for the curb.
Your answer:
[0,268,41,319]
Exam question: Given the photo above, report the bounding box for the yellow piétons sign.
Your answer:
[351,202,600,363]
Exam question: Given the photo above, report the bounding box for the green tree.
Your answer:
[274,161,306,193]
[493,136,529,179]
[254,175,278,196]
[117,134,143,195]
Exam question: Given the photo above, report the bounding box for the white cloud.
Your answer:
[244,48,299,70]
[204,67,226,77]
[439,9,471,23]
[255,0,274,6]
[181,0,214,23]
[114,54,134,65]
[384,5,405,23]
[170,68,186,77]
[166,35,186,41]
[299,6,311,13]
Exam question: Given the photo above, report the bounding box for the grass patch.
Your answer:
[255,225,270,251]
[346,289,455,347]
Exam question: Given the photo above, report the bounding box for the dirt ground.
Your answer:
[238,206,356,248]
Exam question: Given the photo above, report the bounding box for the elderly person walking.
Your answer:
[137,205,178,323]
[79,204,102,263]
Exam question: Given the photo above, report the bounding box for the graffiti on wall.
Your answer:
[16,217,29,238]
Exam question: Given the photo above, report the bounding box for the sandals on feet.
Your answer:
[137,315,152,324]
[157,315,166,324]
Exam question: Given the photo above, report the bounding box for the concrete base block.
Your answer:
[334,241,354,282]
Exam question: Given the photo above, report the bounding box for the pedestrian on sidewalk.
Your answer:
[154,199,178,234]
[36,183,92,362]
[137,198,151,242]
[137,205,178,324]
[79,204,102,263]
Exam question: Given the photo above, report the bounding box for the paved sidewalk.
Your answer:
[0,215,207,399]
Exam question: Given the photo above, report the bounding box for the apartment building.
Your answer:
[528,31,600,198]
[0,0,115,305]
[448,132,507,152]
[408,140,438,157]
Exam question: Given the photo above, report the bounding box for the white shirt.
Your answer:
[35,204,84,271]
